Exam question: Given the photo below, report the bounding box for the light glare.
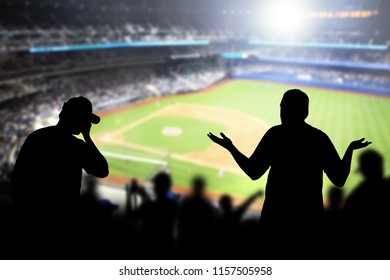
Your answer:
[266,1,306,35]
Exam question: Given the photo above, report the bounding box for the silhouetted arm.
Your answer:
[125,180,153,219]
[82,124,109,178]
[125,179,140,217]
[207,132,271,180]
[235,190,263,218]
[325,138,371,187]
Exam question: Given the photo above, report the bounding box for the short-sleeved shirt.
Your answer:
[252,123,341,230]
[11,126,92,215]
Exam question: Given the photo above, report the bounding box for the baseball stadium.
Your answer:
[1,0,390,259]
[94,78,390,199]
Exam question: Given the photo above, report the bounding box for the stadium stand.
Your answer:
[1,0,390,260]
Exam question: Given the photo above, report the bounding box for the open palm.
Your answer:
[349,138,371,150]
[207,132,233,149]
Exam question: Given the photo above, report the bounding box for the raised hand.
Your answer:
[81,122,92,139]
[349,138,372,150]
[207,132,233,149]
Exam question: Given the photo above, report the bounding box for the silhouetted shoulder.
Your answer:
[13,125,90,185]
[27,125,84,143]
[19,126,52,147]
[264,123,332,145]
[269,123,327,134]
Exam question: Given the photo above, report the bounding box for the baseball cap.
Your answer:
[61,96,100,124]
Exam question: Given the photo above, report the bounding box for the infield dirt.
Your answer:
[95,103,270,174]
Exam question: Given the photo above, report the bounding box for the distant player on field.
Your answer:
[208,89,371,258]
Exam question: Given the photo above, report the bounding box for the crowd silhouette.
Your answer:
[343,150,390,258]
[2,89,389,260]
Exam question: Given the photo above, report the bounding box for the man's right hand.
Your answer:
[207,132,233,149]
[81,122,92,140]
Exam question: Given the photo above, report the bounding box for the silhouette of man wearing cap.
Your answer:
[208,89,371,258]
[12,96,109,223]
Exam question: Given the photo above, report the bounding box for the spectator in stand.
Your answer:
[216,190,263,258]
[130,172,179,259]
[178,176,219,259]
[11,96,109,258]
[344,150,390,259]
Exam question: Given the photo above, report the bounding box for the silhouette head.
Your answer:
[59,96,100,134]
[219,194,233,214]
[191,176,206,197]
[280,89,309,125]
[358,150,383,181]
[152,172,172,199]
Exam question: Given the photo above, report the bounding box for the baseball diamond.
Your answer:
[92,79,390,202]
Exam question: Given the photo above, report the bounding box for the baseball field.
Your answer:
[92,79,390,200]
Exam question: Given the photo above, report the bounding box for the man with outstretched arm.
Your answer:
[208,89,371,258]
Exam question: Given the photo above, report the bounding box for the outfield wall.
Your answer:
[95,75,228,113]
[233,72,390,96]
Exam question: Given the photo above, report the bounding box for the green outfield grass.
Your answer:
[92,80,390,198]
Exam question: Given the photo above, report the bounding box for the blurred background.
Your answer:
[0,0,390,217]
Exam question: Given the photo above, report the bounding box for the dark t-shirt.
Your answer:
[12,126,92,215]
[252,123,342,230]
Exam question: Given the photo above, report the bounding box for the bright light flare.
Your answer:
[265,1,306,35]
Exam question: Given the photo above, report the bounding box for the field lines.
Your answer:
[96,102,270,174]
[100,135,244,174]
[108,105,173,139]
[101,150,168,166]
[95,79,390,197]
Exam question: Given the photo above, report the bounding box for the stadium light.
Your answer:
[264,1,306,35]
